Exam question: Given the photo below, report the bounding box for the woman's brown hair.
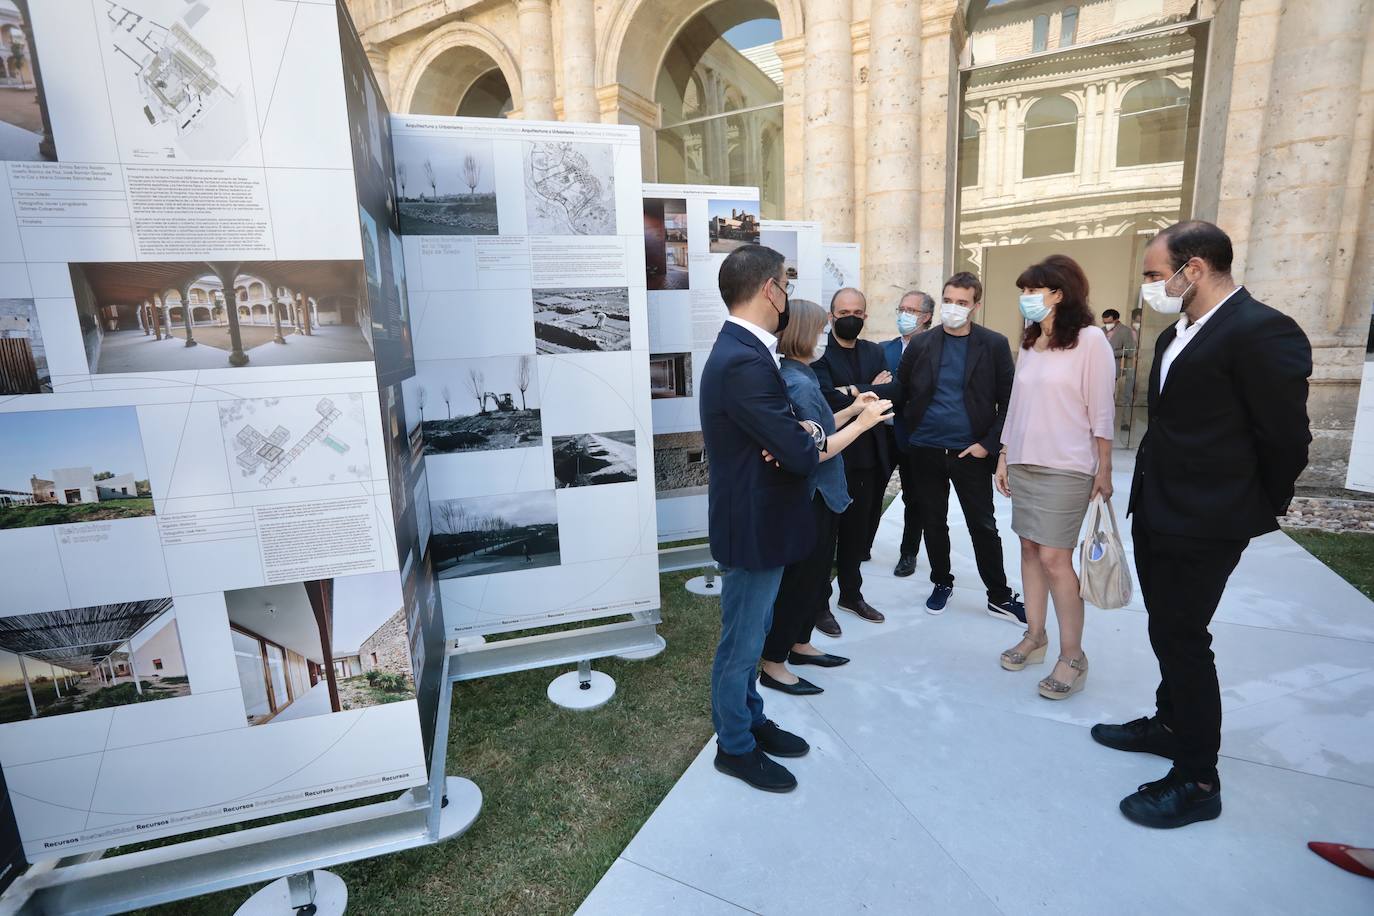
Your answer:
[1015,254,1094,350]
[777,298,827,361]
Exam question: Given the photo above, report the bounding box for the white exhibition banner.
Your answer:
[641,183,761,542]
[1347,354,1374,493]
[0,2,441,860]
[393,116,661,637]
[822,242,862,309]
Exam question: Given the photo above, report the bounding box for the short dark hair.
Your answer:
[943,271,983,304]
[718,244,785,309]
[1101,309,1120,321]
[829,287,866,313]
[1016,255,1093,351]
[1155,220,1234,274]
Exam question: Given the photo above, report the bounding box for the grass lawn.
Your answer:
[1286,528,1374,599]
[0,498,154,529]
[133,569,719,915]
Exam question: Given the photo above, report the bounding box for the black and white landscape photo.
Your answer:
[552,431,637,489]
[413,355,542,454]
[395,137,499,236]
[532,287,631,354]
[431,491,561,579]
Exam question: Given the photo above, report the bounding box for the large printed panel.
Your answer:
[0,2,438,862]
[396,115,660,637]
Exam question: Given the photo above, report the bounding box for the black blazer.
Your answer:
[893,324,1015,455]
[699,321,819,569]
[812,333,900,469]
[1128,288,1312,540]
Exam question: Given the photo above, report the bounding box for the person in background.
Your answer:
[1092,220,1311,828]
[995,256,1115,701]
[1102,308,1137,364]
[700,244,827,794]
[893,272,1025,623]
[812,288,899,633]
[760,299,894,696]
[884,291,935,578]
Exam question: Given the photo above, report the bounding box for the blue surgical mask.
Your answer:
[1019,293,1052,322]
[896,311,921,336]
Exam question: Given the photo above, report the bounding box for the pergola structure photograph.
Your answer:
[0,599,190,725]
[67,259,376,375]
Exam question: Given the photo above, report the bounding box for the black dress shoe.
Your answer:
[815,609,842,637]
[893,554,918,577]
[788,651,849,667]
[751,718,810,757]
[1091,716,1179,760]
[759,671,823,696]
[1119,769,1221,829]
[837,598,885,623]
[714,747,797,792]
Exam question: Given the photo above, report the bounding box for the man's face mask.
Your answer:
[1141,264,1194,315]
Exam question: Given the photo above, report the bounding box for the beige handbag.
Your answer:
[1078,495,1133,609]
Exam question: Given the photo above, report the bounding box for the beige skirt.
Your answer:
[1009,464,1094,549]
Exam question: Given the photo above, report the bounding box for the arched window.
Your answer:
[1022,96,1077,178]
[1032,14,1050,52]
[456,69,513,118]
[655,7,784,217]
[1060,7,1079,47]
[959,113,980,188]
[1117,78,1190,167]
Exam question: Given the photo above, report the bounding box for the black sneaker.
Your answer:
[926,584,953,614]
[893,554,918,577]
[714,746,797,792]
[987,593,1027,625]
[751,719,810,757]
[1090,716,1179,760]
[1119,768,1221,829]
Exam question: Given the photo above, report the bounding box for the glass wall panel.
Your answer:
[231,628,270,721]
[956,22,1205,446]
[265,643,290,709]
[967,1,1198,68]
[656,106,784,217]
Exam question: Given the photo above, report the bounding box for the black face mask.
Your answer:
[770,279,790,334]
[833,315,864,341]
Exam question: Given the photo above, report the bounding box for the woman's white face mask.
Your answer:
[1141,264,1192,315]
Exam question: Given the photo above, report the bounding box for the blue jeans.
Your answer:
[711,564,785,755]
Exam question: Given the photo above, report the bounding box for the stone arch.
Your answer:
[398,22,523,116]
[601,0,802,107]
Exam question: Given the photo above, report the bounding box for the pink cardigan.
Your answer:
[1002,325,1116,476]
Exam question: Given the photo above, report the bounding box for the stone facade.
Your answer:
[345,0,1374,485]
[358,606,413,678]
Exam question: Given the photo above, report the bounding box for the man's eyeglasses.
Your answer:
[772,278,795,297]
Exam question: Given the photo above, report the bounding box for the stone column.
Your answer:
[863,0,922,334]
[148,300,161,341]
[138,303,148,335]
[915,0,959,300]
[1239,0,1371,484]
[560,0,598,123]
[211,264,249,366]
[803,0,856,241]
[271,293,286,344]
[982,98,1001,198]
[298,293,313,336]
[177,284,196,347]
[778,37,806,219]
[517,0,557,120]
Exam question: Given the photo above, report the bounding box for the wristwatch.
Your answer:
[802,419,827,452]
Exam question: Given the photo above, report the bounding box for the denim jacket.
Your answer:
[780,358,852,514]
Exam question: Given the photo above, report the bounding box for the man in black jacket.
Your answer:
[1092,221,1312,829]
[813,287,899,631]
[894,272,1024,623]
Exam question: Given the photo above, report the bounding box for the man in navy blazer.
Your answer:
[700,244,825,793]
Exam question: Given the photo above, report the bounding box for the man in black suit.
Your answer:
[700,244,826,793]
[893,273,1025,623]
[1092,221,1312,829]
[813,287,899,632]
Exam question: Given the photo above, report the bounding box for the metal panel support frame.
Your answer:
[0,658,474,916]
[448,612,663,682]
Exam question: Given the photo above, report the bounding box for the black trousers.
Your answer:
[764,493,838,663]
[1133,515,1248,783]
[896,447,924,557]
[837,464,884,602]
[907,446,1011,603]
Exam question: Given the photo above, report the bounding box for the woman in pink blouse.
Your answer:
[994,255,1116,700]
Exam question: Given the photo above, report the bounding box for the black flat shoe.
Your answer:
[759,671,823,695]
[714,747,797,792]
[1091,716,1179,760]
[788,651,849,667]
[751,719,810,757]
[893,554,918,577]
[1119,769,1221,829]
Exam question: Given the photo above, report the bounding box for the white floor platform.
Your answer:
[578,453,1374,915]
